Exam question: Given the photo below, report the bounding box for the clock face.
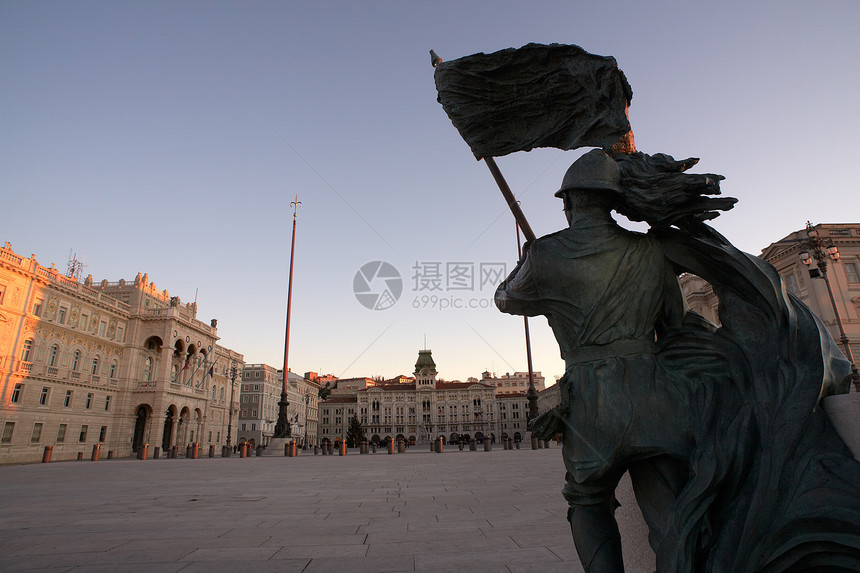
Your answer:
[421,369,429,376]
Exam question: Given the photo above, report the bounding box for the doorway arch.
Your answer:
[132,405,150,452]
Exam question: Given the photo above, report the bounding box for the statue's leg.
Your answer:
[568,500,624,572]
[628,456,689,552]
[564,471,625,573]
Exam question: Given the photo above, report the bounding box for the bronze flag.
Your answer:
[434,43,633,159]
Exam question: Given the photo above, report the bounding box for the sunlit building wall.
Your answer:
[0,242,243,464]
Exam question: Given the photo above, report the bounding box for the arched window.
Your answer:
[171,363,178,382]
[48,344,59,367]
[144,357,152,381]
[109,361,118,379]
[212,385,216,399]
[91,357,100,375]
[21,339,33,361]
[219,387,224,402]
[72,350,81,371]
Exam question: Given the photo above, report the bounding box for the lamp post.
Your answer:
[227,362,238,451]
[798,221,859,390]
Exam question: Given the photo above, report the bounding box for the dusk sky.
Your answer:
[3,1,858,383]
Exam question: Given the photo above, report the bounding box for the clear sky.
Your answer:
[3,1,858,383]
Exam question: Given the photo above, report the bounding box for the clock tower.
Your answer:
[414,349,437,389]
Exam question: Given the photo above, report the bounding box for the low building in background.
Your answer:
[480,370,546,396]
[497,392,529,442]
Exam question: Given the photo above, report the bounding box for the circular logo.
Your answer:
[353,261,402,310]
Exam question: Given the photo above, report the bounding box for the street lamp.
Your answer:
[798,221,859,390]
[303,392,310,449]
[226,362,238,453]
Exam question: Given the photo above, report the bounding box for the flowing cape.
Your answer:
[654,224,860,572]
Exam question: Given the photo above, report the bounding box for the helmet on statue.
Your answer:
[555,149,623,197]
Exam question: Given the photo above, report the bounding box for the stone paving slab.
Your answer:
[0,448,602,572]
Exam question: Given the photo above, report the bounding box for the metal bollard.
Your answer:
[328,443,333,455]
[515,440,520,450]
[470,439,477,451]
[42,445,53,463]
[531,436,538,450]
[436,437,443,454]
[291,441,298,457]
[107,450,114,459]
[77,452,83,460]
[193,442,200,459]
[222,445,230,457]
[484,439,492,452]
[371,443,377,454]
[314,445,319,455]
[139,443,149,460]
[91,444,100,461]
[170,445,178,458]
[398,439,405,453]
[388,440,394,455]
[240,444,248,458]
[153,447,160,459]
[209,445,215,458]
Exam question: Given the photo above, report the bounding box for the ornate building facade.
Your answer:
[760,223,860,358]
[318,349,498,446]
[682,223,860,368]
[0,242,243,464]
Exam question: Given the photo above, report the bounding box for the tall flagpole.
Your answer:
[274,196,301,439]
[516,222,539,422]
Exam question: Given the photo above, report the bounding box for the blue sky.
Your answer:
[2,1,858,383]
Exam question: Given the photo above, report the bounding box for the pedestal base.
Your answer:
[823,391,860,460]
[615,471,656,572]
[265,438,291,456]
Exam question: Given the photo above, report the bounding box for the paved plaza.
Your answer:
[0,447,605,573]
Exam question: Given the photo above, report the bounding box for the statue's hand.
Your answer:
[529,404,568,440]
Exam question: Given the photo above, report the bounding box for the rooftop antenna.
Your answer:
[66,249,87,281]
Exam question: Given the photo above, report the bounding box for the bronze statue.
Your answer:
[435,43,860,572]
[496,149,860,572]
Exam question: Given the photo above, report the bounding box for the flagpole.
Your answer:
[516,222,540,425]
[274,196,301,439]
[485,157,536,243]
